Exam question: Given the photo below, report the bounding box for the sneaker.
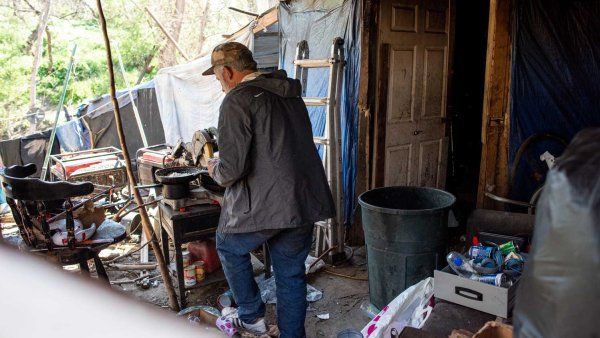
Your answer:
[230,317,267,335]
[221,307,267,335]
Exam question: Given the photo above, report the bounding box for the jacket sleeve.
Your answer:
[212,94,253,187]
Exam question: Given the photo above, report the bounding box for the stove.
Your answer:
[161,186,224,211]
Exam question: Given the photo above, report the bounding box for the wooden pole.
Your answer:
[144,7,191,61]
[28,0,52,113]
[477,0,512,209]
[96,0,180,311]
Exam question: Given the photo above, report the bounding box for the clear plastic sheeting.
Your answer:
[513,128,600,338]
[279,0,361,225]
[256,274,323,304]
[509,0,600,201]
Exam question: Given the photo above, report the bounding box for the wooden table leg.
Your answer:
[79,256,90,277]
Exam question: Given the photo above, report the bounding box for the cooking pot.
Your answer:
[154,167,202,199]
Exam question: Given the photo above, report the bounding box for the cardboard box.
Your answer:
[434,266,519,318]
[450,321,514,338]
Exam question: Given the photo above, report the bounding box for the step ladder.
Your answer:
[294,38,345,262]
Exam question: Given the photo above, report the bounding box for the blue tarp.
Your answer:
[279,0,361,225]
[509,0,600,202]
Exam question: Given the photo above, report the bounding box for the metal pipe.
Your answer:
[40,45,77,180]
[115,42,148,147]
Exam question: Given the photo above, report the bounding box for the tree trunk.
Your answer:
[135,47,157,85]
[196,0,210,55]
[45,26,53,72]
[28,0,52,113]
[158,0,186,68]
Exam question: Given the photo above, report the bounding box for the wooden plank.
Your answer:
[372,43,391,188]
[350,0,379,246]
[476,0,512,209]
[225,7,278,42]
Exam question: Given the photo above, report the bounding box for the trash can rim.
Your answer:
[358,186,456,215]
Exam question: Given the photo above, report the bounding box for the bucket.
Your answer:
[358,186,455,309]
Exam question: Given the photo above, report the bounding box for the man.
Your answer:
[203,42,335,337]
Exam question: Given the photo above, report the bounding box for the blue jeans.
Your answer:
[216,225,314,338]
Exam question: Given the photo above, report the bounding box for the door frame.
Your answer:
[350,0,513,244]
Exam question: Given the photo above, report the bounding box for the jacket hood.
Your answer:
[239,70,302,98]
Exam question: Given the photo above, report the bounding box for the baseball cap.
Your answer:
[202,42,256,76]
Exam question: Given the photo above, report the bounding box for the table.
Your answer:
[158,202,221,308]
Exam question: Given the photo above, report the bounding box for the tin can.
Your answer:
[182,250,191,267]
[217,289,236,308]
[194,261,205,282]
[184,264,196,287]
[472,273,508,287]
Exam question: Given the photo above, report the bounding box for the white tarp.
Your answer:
[154,31,252,145]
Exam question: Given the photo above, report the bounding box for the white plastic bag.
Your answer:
[50,219,96,246]
[361,277,434,338]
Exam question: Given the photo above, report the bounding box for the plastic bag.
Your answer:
[256,275,323,304]
[305,255,326,274]
[49,219,96,246]
[514,128,600,337]
[361,277,434,338]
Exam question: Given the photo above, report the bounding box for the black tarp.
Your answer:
[509,0,600,202]
[20,130,61,177]
[82,87,165,159]
[513,128,600,337]
[0,138,23,167]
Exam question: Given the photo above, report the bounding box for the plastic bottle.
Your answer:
[359,300,379,319]
[446,251,476,278]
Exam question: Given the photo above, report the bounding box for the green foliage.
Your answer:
[0,0,263,139]
[0,0,157,125]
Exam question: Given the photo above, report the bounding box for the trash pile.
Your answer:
[447,241,525,287]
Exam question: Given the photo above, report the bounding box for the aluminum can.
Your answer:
[472,273,508,287]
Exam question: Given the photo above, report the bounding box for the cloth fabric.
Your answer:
[154,32,252,145]
[55,119,90,152]
[216,224,314,338]
[509,0,600,201]
[81,87,165,159]
[212,70,335,233]
[20,130,60,178]
[279,0,361,225]
[0,138,23,167]
[241,71,263,83]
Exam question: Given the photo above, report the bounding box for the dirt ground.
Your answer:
[2,221,371,337]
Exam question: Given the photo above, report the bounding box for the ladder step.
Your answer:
[313,136,329,146]
[294,59,331,68]
[303,97,329,106]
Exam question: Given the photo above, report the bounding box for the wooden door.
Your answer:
[376,0,452,188]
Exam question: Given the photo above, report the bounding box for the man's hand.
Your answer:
[207,158,220,177]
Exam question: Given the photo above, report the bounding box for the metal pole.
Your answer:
[115,42,148,147]
[40,44,77,180]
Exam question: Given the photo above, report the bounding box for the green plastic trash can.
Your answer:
[358,186,455,309]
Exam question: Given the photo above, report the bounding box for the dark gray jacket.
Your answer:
[212,70,335,233]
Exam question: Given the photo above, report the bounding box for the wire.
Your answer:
[323,269,368,281]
